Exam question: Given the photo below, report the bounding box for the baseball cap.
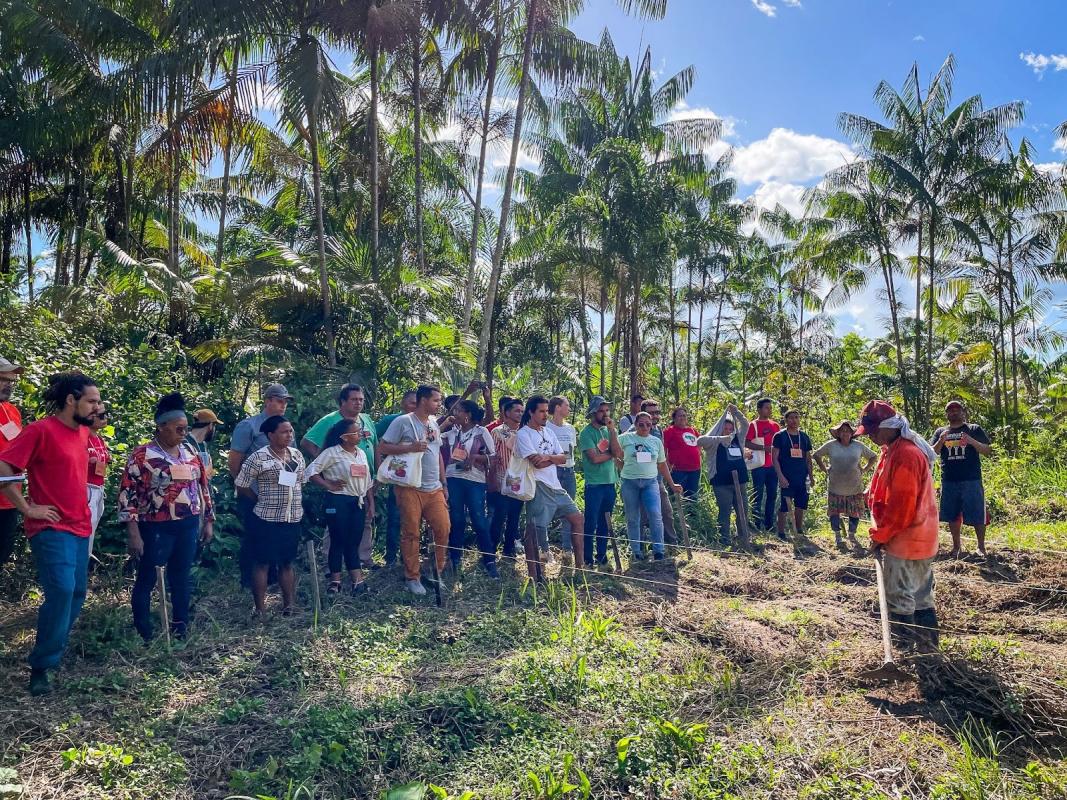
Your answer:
[855,400,897,436]
[264,383,294,401]
[945,399,965,411]
[0,356,24,377]
[194,409,221,424]
[586,395,612,417]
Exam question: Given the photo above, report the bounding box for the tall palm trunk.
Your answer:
[1007,227,1019,452]
[599,282,606,395]
[369,45,381,380]
[926,208,936,423]
[308,105,337,368]
[695,269,706,399]
[477,0,538,376]
[993,245,1005,427]
[877,243,906,417]
[708,282,726,390]
[579,269,591,396]
[914,216,923,421]
[412,30,425,273]
[668,263,679,405]
[684,263,693,400]
[23,175,33,304]
[629,272,641,396]
[461,13,502,332]
[215,53,239,271]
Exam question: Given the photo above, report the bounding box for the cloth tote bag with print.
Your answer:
[376,417,425,487]
[501,449,536,501]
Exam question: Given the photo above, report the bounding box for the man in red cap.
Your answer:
[856,400,940,652]
[929,400,991,558]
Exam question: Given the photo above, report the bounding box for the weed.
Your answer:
[526,753,590,799]
[219,696,267,724]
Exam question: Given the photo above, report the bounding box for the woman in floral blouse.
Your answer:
[118,393,214,642]
[235,415,305,617]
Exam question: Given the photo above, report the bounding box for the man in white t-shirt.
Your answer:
[379,385,450,596]
[515,396,585,581]
[545,395,578,565]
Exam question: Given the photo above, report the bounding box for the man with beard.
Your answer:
[186,408,221,478]
[0,372,103,695]
[0,355,25,565]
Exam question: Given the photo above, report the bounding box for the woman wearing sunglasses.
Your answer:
[618,412,682,561]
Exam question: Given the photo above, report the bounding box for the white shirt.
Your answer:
[443,425,496,483]
[546,420,577,468]
[304,445,371,500]
[516,424,564,490]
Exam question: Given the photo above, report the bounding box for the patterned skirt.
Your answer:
[828,492,866,518]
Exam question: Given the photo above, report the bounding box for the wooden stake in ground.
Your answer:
[675,494,694,561]
[155,565,170,648]
[306,539,321,626]
[605,511,623,572]
[731,472,751,549]
[425,524,444,607]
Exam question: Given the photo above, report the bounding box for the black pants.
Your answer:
[325,494,366,574]
[237,495,256,588]
[0,508,20,564]
[750,466,778,531]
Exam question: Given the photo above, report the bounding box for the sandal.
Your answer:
[327,580,341,594]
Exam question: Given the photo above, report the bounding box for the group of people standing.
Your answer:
[0,356,991,694]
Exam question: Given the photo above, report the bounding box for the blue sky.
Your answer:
[566,0,1067,338]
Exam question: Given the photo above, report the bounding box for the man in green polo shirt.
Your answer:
[302,384,378,566]
[579,396,622,566]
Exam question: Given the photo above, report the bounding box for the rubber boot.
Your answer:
[888,612,915,652]
[913,607,940,653]
[29,668,51,696]
[830,516,844,549]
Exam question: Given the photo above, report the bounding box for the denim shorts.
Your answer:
[938,479,985,526]
[526,481,580,533]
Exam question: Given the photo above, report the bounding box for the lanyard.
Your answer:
[150,439,188,466]
[787,432,801,452]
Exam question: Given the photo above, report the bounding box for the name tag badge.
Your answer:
[728,447,743,458]
[278,470,298,487]
[452,447,468,462]
[170,463,194,481]
[636,451,653,463]
[94,459,107,477]
[790,448,803,459]
[350,463,368,478]
[597,438,609,453]
[0,421,20,440]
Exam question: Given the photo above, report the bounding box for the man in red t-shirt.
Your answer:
[0,355,25,565]
[745,398,781,532]
[0,372,102,696]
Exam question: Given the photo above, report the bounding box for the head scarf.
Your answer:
[878,414,936,466]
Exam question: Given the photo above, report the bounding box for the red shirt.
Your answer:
[662,425,701,471]
[0,416,91,538]
[867,437,938,560]
[87,434,111,487]
[746,419,780,468]
[486,419,503,433]
[0,401,23,510]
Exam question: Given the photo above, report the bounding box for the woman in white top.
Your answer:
[442,400,497,578]
[306,418,372,595]
[813,420,877,550]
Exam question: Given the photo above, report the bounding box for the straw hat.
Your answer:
[829,420,856,439]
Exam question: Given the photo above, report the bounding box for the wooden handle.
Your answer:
[873,552,893,664]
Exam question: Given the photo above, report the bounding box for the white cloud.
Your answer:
[1054,136,1067,154]
[1035,162,1063,176]
[913,34,925,42]
[782,0,802,6]
[751,0,776,17]
[1020,51,1067,77]
[667,101,738,139]
[730,128,855,185]
[748,181,807,216]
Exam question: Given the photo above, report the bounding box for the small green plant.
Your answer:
[654,717,707,763]
[526,753,591,799]
[220,696,267,724]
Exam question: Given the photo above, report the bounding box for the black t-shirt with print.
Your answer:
[772,430,812,482]
[929,424,989,483]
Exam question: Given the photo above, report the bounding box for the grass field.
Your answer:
[1,522,1066,800]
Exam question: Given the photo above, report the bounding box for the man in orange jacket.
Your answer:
[856,400,940,653]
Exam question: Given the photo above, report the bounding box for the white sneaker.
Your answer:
[404,579,427,596]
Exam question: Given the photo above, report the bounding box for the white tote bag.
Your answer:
[377,451,423,487]
[501,449,536,501]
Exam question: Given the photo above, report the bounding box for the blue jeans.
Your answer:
[621,478,664,557]
[489,492,523,555]
[447,478,494,566]
[672,469,701,500]
[131,517,199,641]
[556,467,578,548]
[750,466,778,531]
[28,529,90,670]
[385,486,401,564]
[583,483,617,563]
